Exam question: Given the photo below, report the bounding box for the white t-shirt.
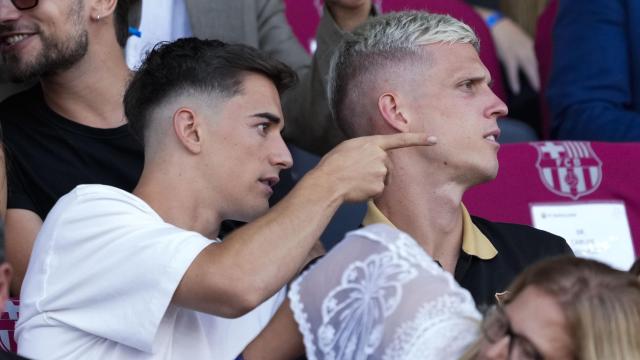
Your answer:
[16,184,285,360]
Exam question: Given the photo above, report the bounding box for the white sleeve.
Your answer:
[20,187,215,352]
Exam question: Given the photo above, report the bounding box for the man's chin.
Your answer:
[4,59,45,83]
[465,166,498,189]
[234,203,270,223]
[9,70,40,83]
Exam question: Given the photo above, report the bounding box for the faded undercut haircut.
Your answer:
[124,38,297,146]
[328,11,479,138]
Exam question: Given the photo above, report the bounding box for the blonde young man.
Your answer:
[328,11,573,307]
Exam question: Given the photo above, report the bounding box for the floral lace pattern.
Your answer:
[317,251,418,359]
[289,224,481,360]
[383,293,480,360]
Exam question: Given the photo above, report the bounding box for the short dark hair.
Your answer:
[124,38,297,144]
[114,0,135,47]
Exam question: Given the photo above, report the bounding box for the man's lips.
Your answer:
[0,32,36,50]
[258,177,280,193]
[483,129,501,143]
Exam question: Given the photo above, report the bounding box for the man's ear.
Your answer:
[89,0,117,21]
[173,107,203,154]
[0,263,12,306]
[378,92,410,132]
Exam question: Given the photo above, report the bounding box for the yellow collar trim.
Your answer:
[362,201,497,260]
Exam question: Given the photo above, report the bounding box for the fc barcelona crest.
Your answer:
[532,141,603,200]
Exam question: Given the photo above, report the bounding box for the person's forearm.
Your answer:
[219,170,343,304]
[242,299,304,360]
[5,209,43,296]
[175,133,434,317]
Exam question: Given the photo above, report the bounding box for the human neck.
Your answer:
[133,161,222,239]
[40,42,131,129]
[376,159,467,273]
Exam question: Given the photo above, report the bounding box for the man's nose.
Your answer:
[270,137,293,170]
[487,90,509,119]
[0,0,22,23]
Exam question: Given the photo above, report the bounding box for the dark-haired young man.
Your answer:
[0,0,140,295]
[16,38,435,359]
[127,0,373,155]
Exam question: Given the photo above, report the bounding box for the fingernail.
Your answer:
[426,136,438,144]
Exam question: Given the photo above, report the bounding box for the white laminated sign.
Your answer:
[531,201,635,270]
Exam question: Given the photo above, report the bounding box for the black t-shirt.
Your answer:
[0,350,28,360]
[456,216,574,309]
[0,85,144,219]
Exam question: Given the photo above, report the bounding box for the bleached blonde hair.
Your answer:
[328,11,479,138]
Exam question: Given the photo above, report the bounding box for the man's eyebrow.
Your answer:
[251,112,281,124]
[456,74,493,87]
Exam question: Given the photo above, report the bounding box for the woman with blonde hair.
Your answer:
[473,256,640,359]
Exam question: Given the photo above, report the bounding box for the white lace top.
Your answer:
[289,224,481,359]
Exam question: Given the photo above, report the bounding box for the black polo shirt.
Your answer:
[458,216,573,308]
[363,202,573,308]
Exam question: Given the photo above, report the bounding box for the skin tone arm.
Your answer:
[173,133,437,319]
[243,298,303,360]
[474,6,540,94]
[5,209,42,296]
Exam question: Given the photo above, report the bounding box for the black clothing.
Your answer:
[0,351,28,360]
[0,85,144,219]
[457,216,573,308]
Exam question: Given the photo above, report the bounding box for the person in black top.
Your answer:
[0,86,143,222]
[329,11,572,308]
[0,0,141,296]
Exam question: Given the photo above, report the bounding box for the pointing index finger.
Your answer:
[373,133,438,151]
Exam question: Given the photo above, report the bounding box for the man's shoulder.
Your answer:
[471,215,572,256]
[48,185,153,225]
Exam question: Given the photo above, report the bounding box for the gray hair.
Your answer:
[328,11,480,138]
